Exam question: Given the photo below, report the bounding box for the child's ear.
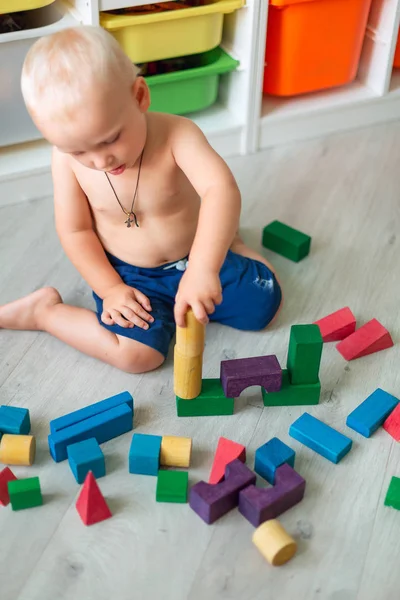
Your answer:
[132,77,150,112]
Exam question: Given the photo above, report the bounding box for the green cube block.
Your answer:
[384,476,400,510]
[262,369,321,406]
[8,476,43,511]
[176,379,234,417]
[287,324,323,385]
[262,220,311,262]
[156,470,188,503]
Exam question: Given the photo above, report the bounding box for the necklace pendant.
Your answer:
[125,216,133,228]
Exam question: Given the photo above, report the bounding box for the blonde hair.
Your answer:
[21,26,139,119]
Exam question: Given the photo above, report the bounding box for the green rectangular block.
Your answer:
[8,476,43,511]
[262,369,321,406]
[384,476,400,510]
[176,379,234,417]
[287,324,323,385]
[156,470,188,503]
[262,220,311,262]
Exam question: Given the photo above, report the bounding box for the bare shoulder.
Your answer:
[147,113,205,149]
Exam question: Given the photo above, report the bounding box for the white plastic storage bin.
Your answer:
[0,2,77,148]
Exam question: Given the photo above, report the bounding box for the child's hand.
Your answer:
[174,267,222,327]
[101,283,154,329]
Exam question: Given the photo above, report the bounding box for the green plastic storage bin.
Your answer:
[145,47,239,115]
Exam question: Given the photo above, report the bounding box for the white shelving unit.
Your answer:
[0,0,400,205]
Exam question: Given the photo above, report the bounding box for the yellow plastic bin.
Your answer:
[0,0,56,13]
[100,0,244,64]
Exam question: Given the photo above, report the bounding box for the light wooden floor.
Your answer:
[1,122,400,600]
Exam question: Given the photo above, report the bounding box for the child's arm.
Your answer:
[52,149,153,329]
[171,118,241,327]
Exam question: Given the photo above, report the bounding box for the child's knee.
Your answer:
[116,342,165,374]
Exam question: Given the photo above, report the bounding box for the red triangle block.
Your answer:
[314,307,356,342]
[0,467,17,507]
[76,471,112,526]
[336,318,393,361]
[383,404,400,442]
[209,437,246,484]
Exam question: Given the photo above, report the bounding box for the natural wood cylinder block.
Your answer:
[175,309,205,357]
[174,348,202,400]
[252,519,297,566]
[0,434,36,466]
[160,436,192,468]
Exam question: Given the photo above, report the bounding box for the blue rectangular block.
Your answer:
[0,406,30,435]
[129,433,162,476]
[48,403,133,462]
[50,391,133,434]
[289,412,352,464]
[67,438,105,484]
[346,388,399,438]
[254,437,295,484]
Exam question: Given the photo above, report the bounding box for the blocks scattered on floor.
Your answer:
[254,437,295,484]
[289,412,352,464]
[209,437,246,484]
[262,220,311,262]
[346,388,399,438]
[8,476,42,511]
[67,437,106,484]
[156,470,188,503]
[252,519,297,566]
[0,405,30,435]
[129,433,162,476]
[76,471,112,526]
[0,434,36,466]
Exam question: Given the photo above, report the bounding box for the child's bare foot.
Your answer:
[230,235,277,276]
[0,287,62,331]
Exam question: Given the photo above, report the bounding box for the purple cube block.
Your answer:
[239,463,305,527]
[189,459,256,524]
[220,355,282,398]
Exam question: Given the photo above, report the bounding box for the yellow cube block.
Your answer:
[160,436,192,468]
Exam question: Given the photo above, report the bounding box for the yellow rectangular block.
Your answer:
[160,436,192,468]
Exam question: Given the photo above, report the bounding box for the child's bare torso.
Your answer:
[69,114,201,268]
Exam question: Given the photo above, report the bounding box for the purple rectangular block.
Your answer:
[220,355,282,398]
[189,459,256,524]
[239,463,306,527]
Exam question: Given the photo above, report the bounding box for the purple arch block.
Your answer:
[239,463,306,527]
[220,355,282,398]
[189,459,256,524]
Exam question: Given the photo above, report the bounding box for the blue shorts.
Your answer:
[93,250,282,358]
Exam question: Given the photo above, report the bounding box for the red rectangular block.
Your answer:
[314,307,356,342]
[209,437,246,484]
[383,404,400,442]
[0,466,17,506]
[336,318,393,361]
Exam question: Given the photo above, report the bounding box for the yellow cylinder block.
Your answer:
[175,309,205,358]
[173,348,202,400]
[252,520,297,566]
[0,434,36,466]
[160,435,192,468]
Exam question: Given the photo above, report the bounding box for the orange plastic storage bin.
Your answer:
[394,31,400,68]
[263,0,372,96]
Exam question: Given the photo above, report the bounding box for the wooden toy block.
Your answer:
[160,435,192,468]
[0,405,30,435]
[129,433,162,476]
[156,470,188,503]
[252,520,297,566]
[0,466,17,506]
[383,404,400,442]
[8,476,42,511]
[239,463,305,527]
[209,437,246,484]
[76,471,112,526]
[176,379,234,417]
[262,220,311,262]
[67,438,106,484]
[336,318,393,361]
[346,388,399,438]
[254,437,295,484]
[189,459,256,524]
[262,369,320,407]
[48,402,133,463]
[220,355,282,398]
[289,412,352,464]
[287,324,323,385]
[50,391,133,434]
[314,307,356,342]
[384,476,400,510]
[0,434,36,466]
[174,309,205,400]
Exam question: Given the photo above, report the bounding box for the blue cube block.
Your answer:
[289,412,352,464]
[129,433,162,476]
[346,388,399,438]
[0,405,30,435]
[254,437,295,484]
[67,438,105,484]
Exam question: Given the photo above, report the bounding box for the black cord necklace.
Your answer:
[105,148,144,228]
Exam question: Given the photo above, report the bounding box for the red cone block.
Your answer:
[209,437,246,484]
[0,466,17,506]
[76,471,112,526]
